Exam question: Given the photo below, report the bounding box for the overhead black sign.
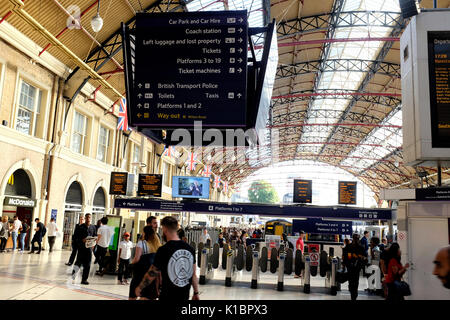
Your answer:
[293,179,312,203]
[132,11,248,128]
[338,181,357,205]
[416,187,450,201]
[428,32,450,148]
[293,218,353,235]
[138,174,162,197]
[109,172,128,195]
[114,198,392,220]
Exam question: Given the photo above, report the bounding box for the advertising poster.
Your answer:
[106,215,122,251]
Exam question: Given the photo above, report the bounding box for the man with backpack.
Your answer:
[343,233,367,300]
[29,218,45,254]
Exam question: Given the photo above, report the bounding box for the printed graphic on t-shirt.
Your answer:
[167,249,194,288]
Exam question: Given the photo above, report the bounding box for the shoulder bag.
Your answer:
[393,280,411,296]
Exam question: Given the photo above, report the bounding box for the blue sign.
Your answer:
[293,218,353,235]
[114,199,392,220]
[51,209,57,222]
[132,11,248,128]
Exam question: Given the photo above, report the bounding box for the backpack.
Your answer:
[41,224,47,236]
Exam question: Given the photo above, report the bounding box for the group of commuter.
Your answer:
[341,231,412,301]
[0,215,60,254]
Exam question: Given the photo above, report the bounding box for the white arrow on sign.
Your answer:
[237,68,242,73]
[237,93,242,98]
[138,83,142,88]
[137,104,142,108]
[238,48,243,53]
[238,58,243,63]
[123,202,126,205]
[137,93,142,98]
[239,18,243,23]
[238,28,243,33]
[238,38,243,43]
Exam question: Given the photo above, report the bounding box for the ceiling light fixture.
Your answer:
[91,0,103,33]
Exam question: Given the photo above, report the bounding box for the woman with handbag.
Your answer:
[385,243,410,300]
[129,226,161,300]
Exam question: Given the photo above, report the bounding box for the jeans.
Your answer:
[73,248,92,282]
[0,238,7,251]
[31,239,41,253]
[19,233,26,251]
[11,232,18,250]
[96,246,108,272]
[68,242,78,264]
[118,258,130,281]
[48,236,56,252]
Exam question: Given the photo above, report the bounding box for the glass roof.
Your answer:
[297,0,402,168]
[186,0,266,59]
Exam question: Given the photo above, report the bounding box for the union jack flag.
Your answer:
[214,175,221,189]
[186,152,198,171]
[117,98,128,131]
[202,164,212,177]
[162,146,176,158]
[222,181,228,194]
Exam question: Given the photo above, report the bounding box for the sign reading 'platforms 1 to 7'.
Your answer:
[133,11,248,128]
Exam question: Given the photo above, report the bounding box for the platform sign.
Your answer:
[293,218,352,236]
[137,174,162,197]
[109,172,128,195]
[338,181,357,205]
[416,187,450,201]
[428,32,450,148]
[293,179,312,203]
[133,11,248,128]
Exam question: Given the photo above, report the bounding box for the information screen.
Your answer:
[338,181,357,205]
[428,31,450,148]
[133,11,248,128]
[172,176,210,199]
[293,179,312,203]
[137,174,162,197]
[109,172,128,195]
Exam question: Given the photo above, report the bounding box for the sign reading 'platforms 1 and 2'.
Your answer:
[133,11,248,128]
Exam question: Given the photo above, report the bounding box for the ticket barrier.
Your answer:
[277,253,285,291]
[199,248,215,285]
[251,251,259,289]
[303,255,311,293]
[225,249,237,287]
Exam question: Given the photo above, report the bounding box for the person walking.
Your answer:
[135,216,199,301]
[0,216,10,252]
[146,216,161,242]
[343,233,366,300]
[117,232,133,285]
[46,218,58,253]
[361,231,370,257]
[129,226,161,300]
[96,217,113,276]
[11,216,22,252]
[199,228,211,245]
[65,215,84,266]
[217,233,225,248]
[29,218,45,254]
[19,219,29,252]
[385,243,410,301]
[72,213,97,285]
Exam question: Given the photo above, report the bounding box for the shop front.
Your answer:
[62,181,83,249]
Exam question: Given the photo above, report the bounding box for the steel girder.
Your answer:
[271,89,401,108]
[277,11,404,39]
[65,0,188,91]
[271,109,383,125]
[357,147,403,175]
[276,59,401,81]
[316,15,405,158]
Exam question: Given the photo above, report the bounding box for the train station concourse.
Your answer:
[0,0,449,309]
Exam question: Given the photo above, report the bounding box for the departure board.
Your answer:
[138,174,162,197]
[428,31,450,148]
[109,172,128,195]
[338,181,357,205]
[293,179,312,203]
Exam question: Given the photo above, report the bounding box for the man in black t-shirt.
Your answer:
[136,216,199,300]
[72,213,97,285]
[343,233,367,300]
[29,218,44,254]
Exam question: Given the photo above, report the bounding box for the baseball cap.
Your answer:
[123,232,130,237]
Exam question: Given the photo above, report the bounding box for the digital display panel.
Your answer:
[109,172,128,195]
[293,179,312,203]
[138,174,162,197]
[338,181,357,205]
[172,176,210,199]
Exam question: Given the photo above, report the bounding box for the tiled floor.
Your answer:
[0,249,382,300]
